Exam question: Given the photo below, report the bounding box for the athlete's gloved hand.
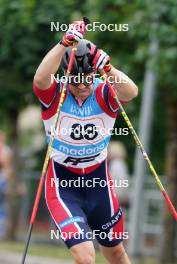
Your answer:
[60,20,87,47]
[92,49,112,72]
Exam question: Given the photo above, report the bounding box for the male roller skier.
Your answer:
[33,19,138,264]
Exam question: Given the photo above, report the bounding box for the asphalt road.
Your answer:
[0,251,73,264]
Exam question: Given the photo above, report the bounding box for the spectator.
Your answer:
[0,130,12,239]
[108,141,130,209]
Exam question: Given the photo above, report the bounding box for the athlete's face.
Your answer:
[68,73,94,101]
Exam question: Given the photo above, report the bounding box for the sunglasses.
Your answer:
[68,74,94,87]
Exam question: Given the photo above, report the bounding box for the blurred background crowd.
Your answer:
[0,0,177,263]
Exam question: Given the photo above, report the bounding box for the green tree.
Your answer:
[131,2,177,262]
[87,0,177,262]
[0,0,86,239]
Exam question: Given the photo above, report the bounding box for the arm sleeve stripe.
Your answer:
[41,83,67,120]
[95,83,117,118]
[33,80,58,105]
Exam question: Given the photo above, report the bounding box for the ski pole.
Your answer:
[100,70,177,221]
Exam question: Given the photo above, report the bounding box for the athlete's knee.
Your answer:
[71,249,95,264]
[111,243,126,257]
[74,253,95,264]
[70,242,95,264]
[101,243,130,264]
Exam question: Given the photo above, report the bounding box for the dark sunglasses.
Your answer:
[68,74,94,87]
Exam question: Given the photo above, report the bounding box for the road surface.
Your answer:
[0,251,73,264]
